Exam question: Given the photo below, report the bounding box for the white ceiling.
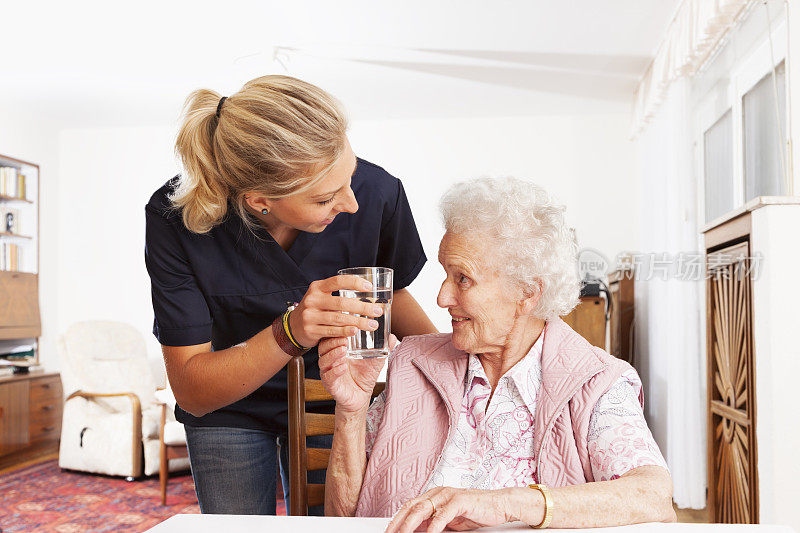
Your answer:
[4,0,680,128]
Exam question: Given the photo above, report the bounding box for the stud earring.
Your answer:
[262,208,269,215]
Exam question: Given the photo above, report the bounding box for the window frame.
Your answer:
[694,14,789,228]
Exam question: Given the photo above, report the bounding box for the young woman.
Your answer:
[144,75,436,514]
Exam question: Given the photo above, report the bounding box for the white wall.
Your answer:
[53,113,636,359]
[349,114,638,330]
[56,127,181,374]
[751,205,800,530]
[0,108,60,369]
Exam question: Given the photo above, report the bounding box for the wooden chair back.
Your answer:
[287,356,385,516]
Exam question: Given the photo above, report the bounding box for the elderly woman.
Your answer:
[318,177,675,530]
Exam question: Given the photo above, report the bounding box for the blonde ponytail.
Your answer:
[172,76,349,234]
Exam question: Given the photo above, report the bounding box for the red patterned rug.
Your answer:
[0,460,286,532]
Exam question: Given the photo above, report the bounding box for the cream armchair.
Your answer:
[58,320,187,479]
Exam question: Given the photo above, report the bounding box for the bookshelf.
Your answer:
[0,154,55,471]
[0,195,33,204]
[0,153,40,364]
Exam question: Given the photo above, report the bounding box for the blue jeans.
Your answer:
[184,425,332,515]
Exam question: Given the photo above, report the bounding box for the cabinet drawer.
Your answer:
[29,417,60,442]
[29,400,61,424]
[29,377,62,403]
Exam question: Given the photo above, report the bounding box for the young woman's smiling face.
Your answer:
[436,231,522,354]
[246,139,359,233]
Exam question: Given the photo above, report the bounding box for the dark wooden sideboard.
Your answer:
[0,371,62,470]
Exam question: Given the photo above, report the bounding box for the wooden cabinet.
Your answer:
[0,271,41,339]
[0,372,61,469]
[608,268,635,365]
[28,376,62,442]
[702,197,800,529]
[0,380,28,455]
[563,296,606,349]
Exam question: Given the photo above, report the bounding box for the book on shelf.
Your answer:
[0,242,22,271]
[0,167,27,200]
[0,345,37,374]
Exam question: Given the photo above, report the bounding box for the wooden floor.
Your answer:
[675,504,709,523]
[0,451,59,476]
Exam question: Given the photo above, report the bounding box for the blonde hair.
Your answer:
[172,75,349,233]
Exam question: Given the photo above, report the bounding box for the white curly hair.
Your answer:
[439,177,580,320]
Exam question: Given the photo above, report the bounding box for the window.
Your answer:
[704,111,734,222]
[693,1,789,224]
[743,60,787,200]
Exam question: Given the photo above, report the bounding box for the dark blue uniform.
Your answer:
[145,158,426,433]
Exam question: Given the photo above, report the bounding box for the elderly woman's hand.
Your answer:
[386,487,528,533]
[318,335,397,413]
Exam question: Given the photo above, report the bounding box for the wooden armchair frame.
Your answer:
[64,391,143,479]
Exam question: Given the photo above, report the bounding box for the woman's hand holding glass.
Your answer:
[318,335,397,413]
[288,275,385,349]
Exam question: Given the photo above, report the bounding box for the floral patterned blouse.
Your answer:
[365,333,667,490]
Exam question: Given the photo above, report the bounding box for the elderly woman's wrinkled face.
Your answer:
[437,232,522,354]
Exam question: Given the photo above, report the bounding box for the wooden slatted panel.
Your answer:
[305,413,335,437]
[305,380,384,402]
[304,380,333,402]
[706,241,758,524]
[307,483,325,508]
[307,447,330,471]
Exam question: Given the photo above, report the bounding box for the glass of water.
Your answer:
[338,267,393,359]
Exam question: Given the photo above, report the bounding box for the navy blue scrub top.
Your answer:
[144,158,426,432]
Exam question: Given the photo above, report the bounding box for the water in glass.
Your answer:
[339,288,392,358]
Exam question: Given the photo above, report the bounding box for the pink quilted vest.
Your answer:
[355,318,636,517]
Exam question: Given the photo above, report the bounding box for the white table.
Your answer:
[145,515,796,533]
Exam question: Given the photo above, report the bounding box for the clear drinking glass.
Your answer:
[338,267,393,359]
